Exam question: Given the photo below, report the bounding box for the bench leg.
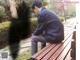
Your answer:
[41,42,46,49]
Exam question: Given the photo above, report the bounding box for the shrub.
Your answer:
[0,21,11,32]
[59,16,65,22]
[31,17,37,32]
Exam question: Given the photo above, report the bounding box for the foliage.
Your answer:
[31,17,37,32]
[0,21,11,32]
[59,16,65,22]
[0,17,37,32]
[0,6,6,17]
[16,49,31,60]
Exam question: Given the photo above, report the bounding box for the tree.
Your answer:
[8,0,18,18]
[6,0,31,60]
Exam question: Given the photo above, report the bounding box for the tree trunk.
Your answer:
[8,0,18,19]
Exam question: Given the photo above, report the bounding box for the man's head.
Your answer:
[32,1,42,15]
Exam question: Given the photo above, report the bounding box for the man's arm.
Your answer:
[33,15,46,35]
[33,23,45,35]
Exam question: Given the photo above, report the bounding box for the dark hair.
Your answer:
[32,1,42,9]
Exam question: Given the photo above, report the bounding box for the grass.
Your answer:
[16,49,31,60]
[16,43,41,60]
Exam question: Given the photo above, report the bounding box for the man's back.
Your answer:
[35,8,64,42]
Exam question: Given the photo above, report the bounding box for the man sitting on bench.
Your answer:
[31,1,64,55]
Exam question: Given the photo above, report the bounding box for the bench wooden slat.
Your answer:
[33,31,69,60]
[31,43,52,58]
[42,34,72,60]
[56,41,71,60]
[41,44,62,60]
[65,50,71,60]
[35,44,56,60]
[49,35,72,60]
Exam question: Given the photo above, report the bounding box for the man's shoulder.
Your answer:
[40,8,48,16]
[40,8,56,16]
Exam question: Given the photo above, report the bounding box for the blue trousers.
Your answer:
[31,35,46,55]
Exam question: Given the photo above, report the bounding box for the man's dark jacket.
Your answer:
[33,8,64,42]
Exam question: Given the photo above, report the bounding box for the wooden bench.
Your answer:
[29,19,76,60]
[29,28,74,60]
[71,26,76,60]
[28,18,76,60]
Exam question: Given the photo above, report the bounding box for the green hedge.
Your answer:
[31,17,37,32]
[59,16,65,22]
[0,16,64,33]
[0,21,11,32]
[0,18,37,33]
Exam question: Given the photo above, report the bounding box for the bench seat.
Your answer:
[30,29,74,60]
